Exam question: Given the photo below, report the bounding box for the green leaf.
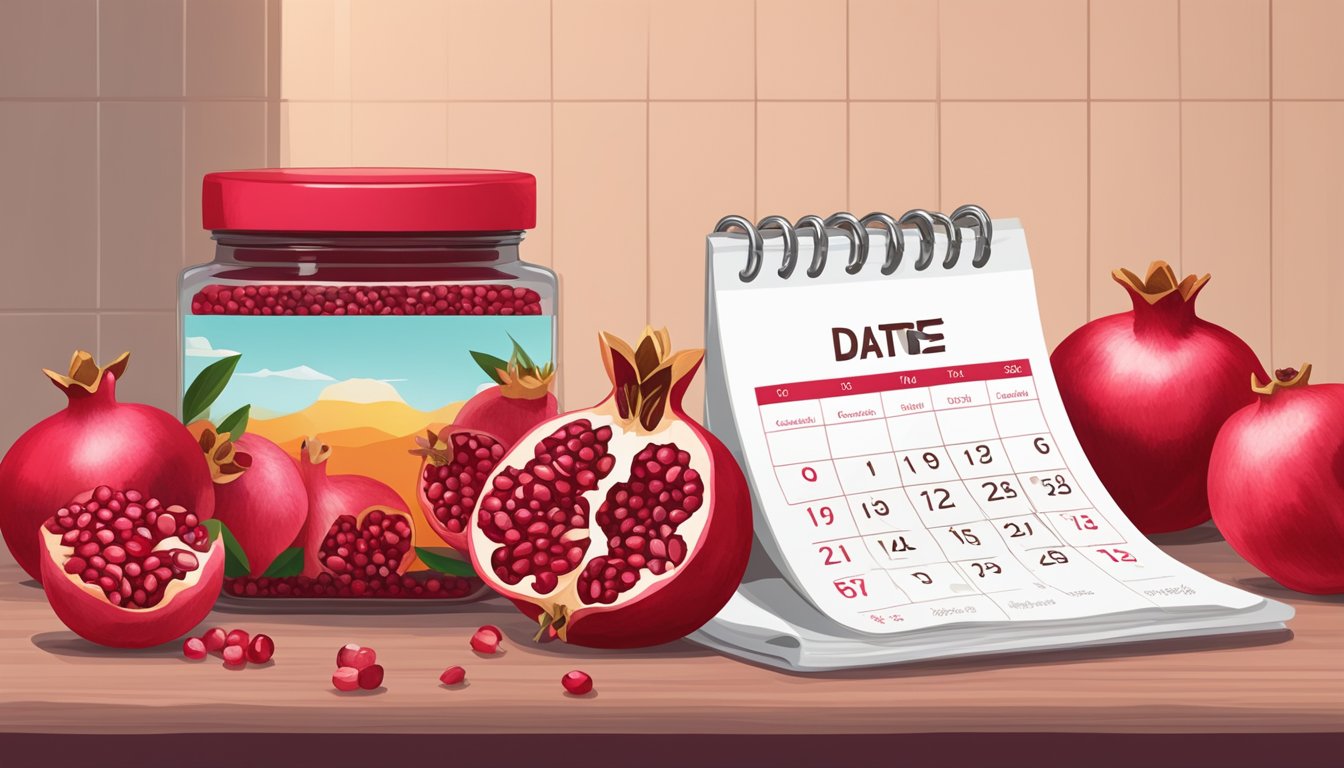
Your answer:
[415,547,478,577]
[469,350,509,385]
[261,546,303,578]
[508,333,537,372]
[182,354,241,424]
[203,518,251,578]
[216,404,251,437]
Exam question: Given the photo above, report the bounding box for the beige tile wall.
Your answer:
[0,0,279,457]
[3,0,1344,459]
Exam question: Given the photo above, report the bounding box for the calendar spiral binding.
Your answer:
[714,205,992,283]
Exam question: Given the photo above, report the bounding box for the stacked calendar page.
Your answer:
[694,217,1292,672]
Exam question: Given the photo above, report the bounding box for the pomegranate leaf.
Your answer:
[216,404,250,438]
[182,354,241,424]
[415,547,478,577]
[507,333,539,373]
[469,351,509,385]
[202,518,251,578]
[260,546,303,578]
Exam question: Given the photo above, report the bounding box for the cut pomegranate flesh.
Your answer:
[477,421,704,606]
[477,419,617,593]
[578,443,701,604]
[318,508,413,584]
[41,485,210,609]
[191,284,542,316]
[421,432,506,539]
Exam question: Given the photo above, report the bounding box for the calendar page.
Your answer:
[704,221,1263,637]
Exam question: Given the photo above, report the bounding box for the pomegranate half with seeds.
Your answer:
[468,328,751,648]
[38,485,223,648]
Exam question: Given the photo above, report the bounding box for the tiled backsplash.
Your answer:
[2,0,1343,458]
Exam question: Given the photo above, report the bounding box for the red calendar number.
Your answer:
[805,505,835,526]
[801,466,818,482]
[819,544,852,566]
[1096,548,1137,563]
[834,577,868,599]
[1064,513,1097,530]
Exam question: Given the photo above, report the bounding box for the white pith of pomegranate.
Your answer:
[39,485,223,648]
[468,328,751,648]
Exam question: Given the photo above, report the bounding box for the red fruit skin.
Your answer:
[453,389,559,449]
[213,434,307,576]
[0,369,215,581]
[1209,383,1344,594]
[1051,284,1264,533]
[297,439,408,578]
[39,538,224,649]
[484,354,754,649]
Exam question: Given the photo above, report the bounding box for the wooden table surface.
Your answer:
[1,525,1341,739]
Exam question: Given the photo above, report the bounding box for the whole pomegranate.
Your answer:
[1209,364,1344,594]
[191,424,307,576]
[0,351,215,580]
[1050,262,1265,533]
[38,485,222,648]
[468,327,752,648]
[413,346,558,552]
[297,437,410,578]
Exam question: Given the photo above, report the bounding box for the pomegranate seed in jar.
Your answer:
[439,665,466,686]
[562,670,593,695]
[182,637,207,660]
[192,284,542,317]
[332,667,360,692]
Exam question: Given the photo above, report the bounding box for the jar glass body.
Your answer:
[178,230,557,603]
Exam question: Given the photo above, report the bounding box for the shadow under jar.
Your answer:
[180,168,557,604]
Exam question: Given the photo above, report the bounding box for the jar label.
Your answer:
[182,314,554,560]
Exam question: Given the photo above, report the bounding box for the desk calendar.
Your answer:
[694,208,1291,671]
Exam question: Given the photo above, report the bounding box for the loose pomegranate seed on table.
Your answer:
[246,634,275,664]
[561,670,594,696]
[439,666,466,686]
[221,645,246,668]
[469,625,502,654]
[201,627,227,653]
[337,643,377,671]
[332,667,360,692]
[357,665,385,690]
[191,284,543,317]
[182,637,207,660]
[225,628,249,647]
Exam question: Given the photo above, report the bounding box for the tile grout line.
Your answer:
[1177,0,1183,278]
[95,0,102,343]
[753,0,758,221]
[1267,0,1274,368]
[935,0,941,209]
[1085,0,1091,321]
[645,3,651,327]
[844,0,850,212]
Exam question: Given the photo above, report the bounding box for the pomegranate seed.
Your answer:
[469,625,502,654]
[202,627,227,653]
[222,645,246,668]
[332,666,360,691]
[246,634,275,664]
[562,670,594,695]
[182,637,207,660]
[192,284,542,317]
[439,665,466,686]
[337,643,377,670]
[357,664,385,690]
[225,629,249,648]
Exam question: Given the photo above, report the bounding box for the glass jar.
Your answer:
[180,168,556,603]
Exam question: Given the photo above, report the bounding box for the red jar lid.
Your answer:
[202,168,536,232]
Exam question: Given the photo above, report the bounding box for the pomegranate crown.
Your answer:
[409,428,454,466]
[1113,261,1210,305]
[44,350,129,396]
[601,326,704,432]
[470,336,555,402]
[1252,363,1312,396]
[300,436,333,465]
[187,420,252,485]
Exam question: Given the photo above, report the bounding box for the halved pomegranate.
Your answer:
[413,344,557,552]
[468,328,752,648]
[38,485,223,648]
